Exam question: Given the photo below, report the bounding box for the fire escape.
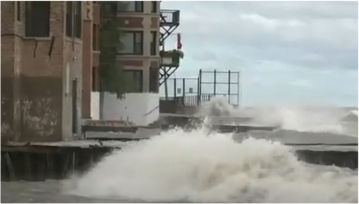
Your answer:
[159,9,180,86]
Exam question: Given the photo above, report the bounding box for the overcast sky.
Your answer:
[160,1,358,107]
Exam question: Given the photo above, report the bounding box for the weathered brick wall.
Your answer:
[2,2,86,142]
[82,1,94,119]
[62,39,83,140]
[19,2,65,142]
[1,2,15,142]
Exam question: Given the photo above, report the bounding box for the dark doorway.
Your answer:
[72,79,78,134]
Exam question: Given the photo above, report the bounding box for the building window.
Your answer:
[25,2,50,37]
[150,31,157,56]
[16,2,21,21]
[101,2,117,17]
[125,70,143,93]
[66,2,72,37]
[92,66,99,91]
[93,24,99,51]
[151,1,157,13]
[66,1,82,39]
[74,1,82,39]
[119,31,143,55]
[149,67,159,93]
[119,1,143,12]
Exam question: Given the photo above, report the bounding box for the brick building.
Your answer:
[82,2,100,119]
[90,1,164,124]
[1,1,93,142]
[91,1,161,95]
[1,1,180,141]
[116,1,161,93]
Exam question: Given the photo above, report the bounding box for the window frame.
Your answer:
[118,31,143,55]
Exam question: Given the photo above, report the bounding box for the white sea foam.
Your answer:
[69,128,358,203]
[66,98,357,202]
[198,97,357,136]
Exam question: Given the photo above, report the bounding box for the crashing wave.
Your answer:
[67,128,358,203]
[196,98,357,135]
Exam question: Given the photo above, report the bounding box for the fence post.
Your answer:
[214,69,217,96]
[228,70,231,104]
[174,78,177,100]
[198,69,202,105]
[165,77,168,100]
[182,78,185,106]
[237,72,240,108]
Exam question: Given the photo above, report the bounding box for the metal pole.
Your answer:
[237,72,240,108]
[164,69,168,100]
[214,69,216,96]
[182,78,185,106]
[239,71,242,108]
[197,76,199,105]
[228,70,231,104]
[198,69,202,105]
[174,78,177,99]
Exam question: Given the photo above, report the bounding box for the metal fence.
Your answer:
[198,69,240,106]
[161,69,240,106]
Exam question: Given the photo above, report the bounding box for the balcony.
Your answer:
[160,49,184,67]
[160,9,180,27]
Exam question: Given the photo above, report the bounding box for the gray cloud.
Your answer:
[160,1,358,106]
[206,2,358,19]
[191,50,218,61]
[162,1,358,71]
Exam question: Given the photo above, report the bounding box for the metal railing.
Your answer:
[160,9,180,26]
[160,94,214,107]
